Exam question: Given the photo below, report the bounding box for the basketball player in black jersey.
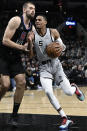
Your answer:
[0,1,35,125]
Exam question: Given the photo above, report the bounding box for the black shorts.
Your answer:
[0,52,25,78]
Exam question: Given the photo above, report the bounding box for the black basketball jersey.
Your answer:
[0,15,33,56]
[11,15,32,45]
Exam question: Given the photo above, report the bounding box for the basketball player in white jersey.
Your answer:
[28,15,85,130]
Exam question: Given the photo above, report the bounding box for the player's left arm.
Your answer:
[32,25,35,31]
[27,31,35,58]
[50,29,66,51]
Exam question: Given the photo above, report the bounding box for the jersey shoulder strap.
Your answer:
[49,28,54,42]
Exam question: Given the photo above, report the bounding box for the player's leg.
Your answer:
[9,73,26,125]
[8,59,26,125]
[14,73,26,113]
[54,62,85,129]
[40,77,73,129]
[0,56,11,100]
[55,63,85,101]
[57,75,76,96]
[70,83,85,101]
[0,75,10,100]
[40,77,66,116]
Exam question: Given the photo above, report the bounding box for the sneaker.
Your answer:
[59,117,73,130]
[8,113,18,126]
[71,83,85,101]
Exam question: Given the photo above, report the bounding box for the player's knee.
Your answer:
[45,89,54,98]
[17,79,26,89]
[2,81,10,90]
[60,77,74,96]
[44,88,50,94]
[64,90,73,96]
[21,79,26,86]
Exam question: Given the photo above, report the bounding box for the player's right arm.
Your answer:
[2,16,28,51]
[50,28,66,51]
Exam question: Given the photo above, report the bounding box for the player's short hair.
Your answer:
[36,14,47,22]
[23,1,35,9]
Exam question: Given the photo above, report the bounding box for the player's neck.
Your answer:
[37,28,46,36]
[23,14,30,28]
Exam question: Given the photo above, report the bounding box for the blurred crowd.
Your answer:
[61,39,87,86]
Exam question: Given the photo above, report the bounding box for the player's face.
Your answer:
[35,16,47,29]
[24,4,35,19]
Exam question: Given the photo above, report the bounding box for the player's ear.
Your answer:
[23,7,26,13]
[45,20,47,25]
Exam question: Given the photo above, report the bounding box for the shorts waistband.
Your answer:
[41,59,51,65]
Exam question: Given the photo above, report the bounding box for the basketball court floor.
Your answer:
[0,86,87,131]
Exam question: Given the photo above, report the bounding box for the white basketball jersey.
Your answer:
[34,28,53,62]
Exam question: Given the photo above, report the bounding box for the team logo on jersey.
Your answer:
[20,31,26,40]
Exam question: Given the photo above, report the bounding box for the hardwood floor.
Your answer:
[0,87,87,116]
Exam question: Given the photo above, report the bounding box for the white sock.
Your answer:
[59,109,67,118]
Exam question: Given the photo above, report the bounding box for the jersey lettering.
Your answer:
[39,41,43,46]
[16,31,27,45]
[20,31,27,40]
[16,39,23,45]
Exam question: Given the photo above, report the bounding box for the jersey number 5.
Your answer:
[39,41,43,46]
